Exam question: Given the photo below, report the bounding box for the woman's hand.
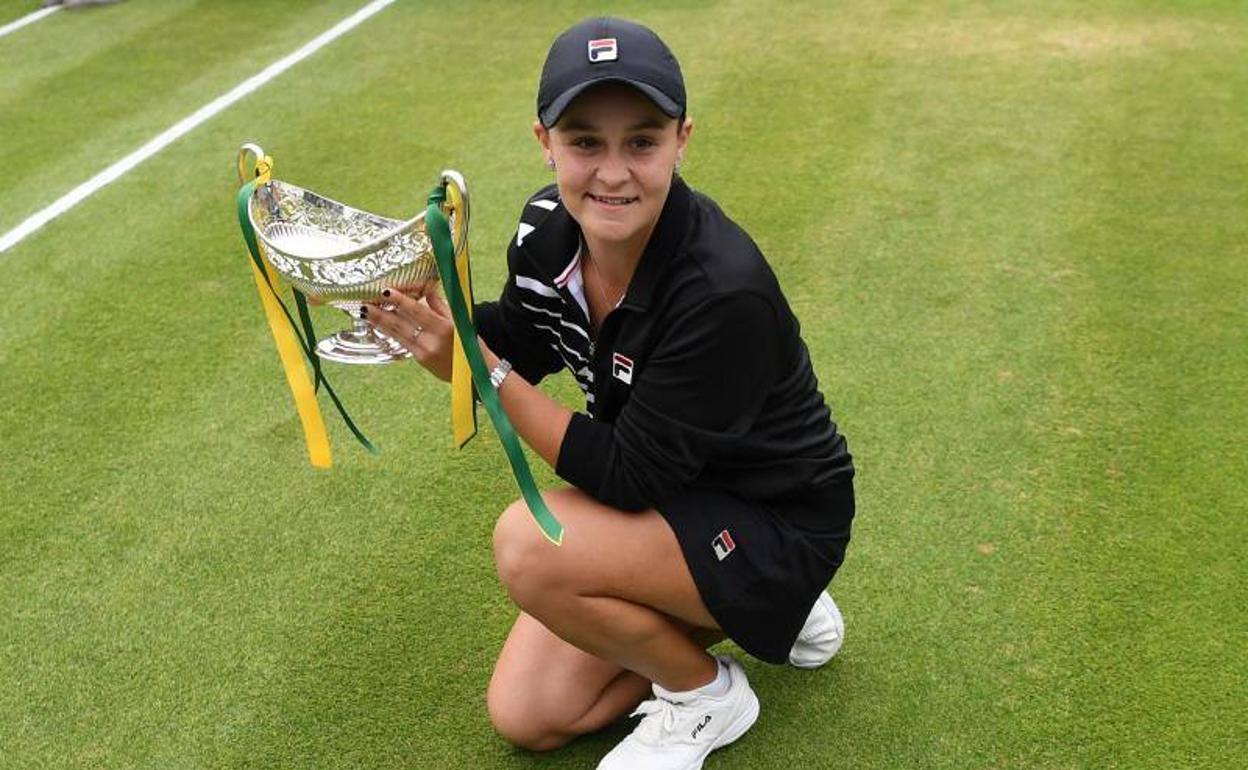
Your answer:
[360,285,455,382]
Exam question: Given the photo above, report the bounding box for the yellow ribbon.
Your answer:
[240,152,333,468]
[239,151,477,463]
[446,182,479,448]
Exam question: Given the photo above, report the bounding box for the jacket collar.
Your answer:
[520,174,693,313]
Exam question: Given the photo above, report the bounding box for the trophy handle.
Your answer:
[439,169,469,258]
[237,143,270,184]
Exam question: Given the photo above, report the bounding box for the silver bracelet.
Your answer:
[489,357,513,389]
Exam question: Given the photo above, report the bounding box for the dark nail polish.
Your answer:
[382,289,391,297]
[359,307,368,317]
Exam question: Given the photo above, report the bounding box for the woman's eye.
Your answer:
[567,135,656,150]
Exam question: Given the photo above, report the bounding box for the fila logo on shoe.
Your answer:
[691,714,712,740]
[712,529,736,561]
[587,37,618,62]
[612,352,634,384]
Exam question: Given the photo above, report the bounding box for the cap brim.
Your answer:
[540,77,682,127]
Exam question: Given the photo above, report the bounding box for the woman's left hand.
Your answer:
[361,286,455,382]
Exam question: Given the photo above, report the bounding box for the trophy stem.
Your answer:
[315,316,412,365]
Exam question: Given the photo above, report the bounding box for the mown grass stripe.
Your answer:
[0,5,58,40]
[0,0,396,256]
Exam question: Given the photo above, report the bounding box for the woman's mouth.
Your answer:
[586,192,638,208]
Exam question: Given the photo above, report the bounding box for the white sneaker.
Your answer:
[596,654,760,770]
[788,591,845,669]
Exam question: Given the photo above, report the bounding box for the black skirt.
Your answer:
[654,479,856,664]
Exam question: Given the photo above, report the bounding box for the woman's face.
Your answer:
[535,83,692,247]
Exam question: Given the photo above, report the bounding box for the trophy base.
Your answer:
[316,321,411,365]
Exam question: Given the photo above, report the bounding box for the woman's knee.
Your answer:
[485,679,572,752]
[492,496,565,605]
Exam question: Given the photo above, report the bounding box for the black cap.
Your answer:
[537,17,686,128]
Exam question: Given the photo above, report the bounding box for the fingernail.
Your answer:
[382,289,391,297]
[359,307,368,317]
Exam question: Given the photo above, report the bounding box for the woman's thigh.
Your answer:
[492,486,719,630]
[487,610,727,750]
[489,486,731,748]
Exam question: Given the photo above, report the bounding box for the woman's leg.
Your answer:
[487,610,726,751]
[488,486,729,748]
[486,610,649,751]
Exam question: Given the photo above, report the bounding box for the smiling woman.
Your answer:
[536,84,690,307]
[361,15,855,770]
[529,87,687,339]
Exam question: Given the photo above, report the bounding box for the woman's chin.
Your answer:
[581,215,641,244]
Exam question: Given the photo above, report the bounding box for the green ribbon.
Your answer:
[426,183,564,546]
[236,179,378,455]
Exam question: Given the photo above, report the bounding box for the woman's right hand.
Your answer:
[360,286,456,383]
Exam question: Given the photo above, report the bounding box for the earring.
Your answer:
[546,157,556,170]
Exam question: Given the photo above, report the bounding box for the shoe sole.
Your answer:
[789,592,845,669]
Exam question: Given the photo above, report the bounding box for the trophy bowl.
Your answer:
[239,143,469,364]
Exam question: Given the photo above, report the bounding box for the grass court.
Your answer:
[1,1,1244,767]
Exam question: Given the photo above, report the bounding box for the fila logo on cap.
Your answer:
[712,529,736,561]
[612,352,634,384]
[587,37,618,63]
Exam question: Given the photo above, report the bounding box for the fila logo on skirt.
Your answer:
[712,529,736,561]
[612,352,634,384]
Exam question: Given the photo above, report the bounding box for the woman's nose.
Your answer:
[595,152,631,187]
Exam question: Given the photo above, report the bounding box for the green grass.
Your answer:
[2,1,1245,767]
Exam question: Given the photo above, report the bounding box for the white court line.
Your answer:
[0,5,60,39]
[0,0,396,255]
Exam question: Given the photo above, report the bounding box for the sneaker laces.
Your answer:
[627,695,687,745]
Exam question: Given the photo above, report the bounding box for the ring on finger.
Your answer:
[412,324,424,341]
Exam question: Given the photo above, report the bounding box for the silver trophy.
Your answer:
[237,143,469,364]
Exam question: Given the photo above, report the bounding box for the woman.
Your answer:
[361,17,855,770]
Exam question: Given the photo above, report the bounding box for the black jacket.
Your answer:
[473,174,853,512]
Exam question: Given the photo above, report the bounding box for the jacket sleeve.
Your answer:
[553,291,781,511]
[471,231,565,390]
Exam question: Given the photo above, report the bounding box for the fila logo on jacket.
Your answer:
[511,190,639,416]
[612,352,634,384]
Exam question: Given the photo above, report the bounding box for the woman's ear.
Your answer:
[533,119,554,166]
[676,116,694,159]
